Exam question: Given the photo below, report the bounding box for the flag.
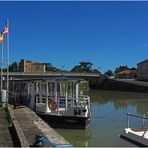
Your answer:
[1,23,8,35]
[0,34,3,43]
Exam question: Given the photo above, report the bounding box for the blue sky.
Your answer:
[0,1,148,73]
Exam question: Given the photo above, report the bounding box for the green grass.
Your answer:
[0,124,10,132]
[0,107,5,114]
[0,107,12,132]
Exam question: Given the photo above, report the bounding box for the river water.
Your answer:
[55,89,148,147]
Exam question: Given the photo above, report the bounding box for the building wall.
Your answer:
[19,59,46,73]
[115,70,137,79]
[31,63,45,73]
[137,61,148,80]
[116,73,136,79]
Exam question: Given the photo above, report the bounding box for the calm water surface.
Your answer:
[55,90,148,147]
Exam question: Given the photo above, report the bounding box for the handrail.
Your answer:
[127,113,148,120]
[36,95,90,109]
[127,113,148,129]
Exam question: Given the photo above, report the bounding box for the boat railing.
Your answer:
[36,95,47,104]
[35,94,90,113]
[57,95,90,110]
[73,96,90,111]
[126,113,148,129]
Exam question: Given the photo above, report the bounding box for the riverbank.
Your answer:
[90,78,148,93]
[0,105,14,147]
[0,104,70,147]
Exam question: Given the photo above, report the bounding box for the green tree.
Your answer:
[71,61,93,72]
[44,62,60,72]
[71,65,82,72]
[71,61,101,73]
[9,61,19,72]
[104,69,113,76]
[79,61,93,72]
[92,68,101,73]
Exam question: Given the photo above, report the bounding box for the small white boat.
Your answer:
[120,113,148,146]
[29,77,91,129]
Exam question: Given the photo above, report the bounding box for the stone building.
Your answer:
[137,59,148,81]
[19,59,46,73]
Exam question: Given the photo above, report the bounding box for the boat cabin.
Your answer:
[29,77,91,117]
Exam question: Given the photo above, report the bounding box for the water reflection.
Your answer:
[56,90,148,147]
[55,127,91,147]
[90,90,148,115]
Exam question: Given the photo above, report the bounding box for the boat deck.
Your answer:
[125,128,148,139]
[132,128,147,132]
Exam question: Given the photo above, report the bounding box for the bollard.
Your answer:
[127,113,130,128]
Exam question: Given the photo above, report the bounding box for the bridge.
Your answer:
[1,72,101,80]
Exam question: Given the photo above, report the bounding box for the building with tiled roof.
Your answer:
[115,69,137,79]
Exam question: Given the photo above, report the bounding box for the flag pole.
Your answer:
[6,19,9,106]
[1,42,3,91]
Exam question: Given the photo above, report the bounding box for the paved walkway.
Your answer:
[12,106,43,146]
[9,105,69,147]
[0,107,13,147]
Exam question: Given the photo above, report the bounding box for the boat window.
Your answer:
[35,82,40,94]
[57,82,66,98]
[41,83,47,96]
[67,83,72,98]
[66,82,76,98]
[79,81,89,96]
[48,83,55,97]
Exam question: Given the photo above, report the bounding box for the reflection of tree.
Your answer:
[90,89,148,113]
[136,102,148,115]
[56,127,91,147]
[89,90,109,105]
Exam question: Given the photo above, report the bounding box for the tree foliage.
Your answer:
[71,61,100,73]
[91,68,101,73]
[104,69,113,76]
[44,62,60,72]
[9,61,19,72]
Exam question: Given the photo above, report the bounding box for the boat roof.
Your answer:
[34,77,85,82]
[8,76,87,83]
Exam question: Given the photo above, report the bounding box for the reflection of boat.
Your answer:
[29,77,91,129]
[120,113,148,146]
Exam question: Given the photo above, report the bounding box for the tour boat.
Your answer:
[120,113,148,146]
[29,77,91,129]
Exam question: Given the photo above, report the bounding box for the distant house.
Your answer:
[115,69,137,79]
[19,59,46,73]
[137,59,148,81]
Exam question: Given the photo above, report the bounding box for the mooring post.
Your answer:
[142,114,145,128]
[127,113,130,128]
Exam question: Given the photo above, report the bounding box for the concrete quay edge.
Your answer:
[8,105,29,147]
[7,105,70,147]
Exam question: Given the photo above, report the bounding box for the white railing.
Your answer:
[127,113,148,129]
[35,95,91,114]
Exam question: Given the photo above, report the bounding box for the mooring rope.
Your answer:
[33,135,73,147]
